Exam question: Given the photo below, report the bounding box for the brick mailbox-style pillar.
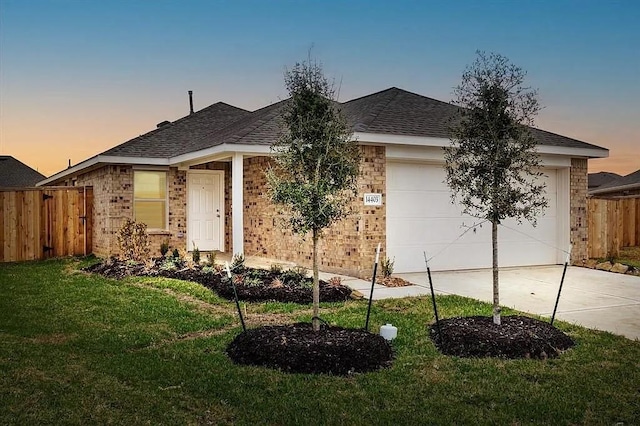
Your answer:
[570,158,588,265]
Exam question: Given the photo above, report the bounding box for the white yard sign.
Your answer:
[364,193,383,206]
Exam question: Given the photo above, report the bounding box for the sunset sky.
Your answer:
[1,0,638,178]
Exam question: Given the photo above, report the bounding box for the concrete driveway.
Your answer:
[394,266,640,340]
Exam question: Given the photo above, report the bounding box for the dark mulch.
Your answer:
[429,315,575,359]
[226,323,394,375]
[84,258,353,304]
[207,278,352,304]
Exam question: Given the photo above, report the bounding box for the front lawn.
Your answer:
[1,259,638,425]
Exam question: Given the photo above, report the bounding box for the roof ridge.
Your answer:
[194,99,287,147]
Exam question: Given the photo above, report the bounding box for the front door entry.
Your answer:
[187,171,224,252]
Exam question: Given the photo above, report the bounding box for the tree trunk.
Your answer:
[492,220,501,325]
[312,229,320,332]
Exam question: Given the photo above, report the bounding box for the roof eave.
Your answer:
[353,131,609,158]
[590,182,640,195]
[37,155,170,186]
[169,143,272,167]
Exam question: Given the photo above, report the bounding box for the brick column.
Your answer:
[570,158,588,264]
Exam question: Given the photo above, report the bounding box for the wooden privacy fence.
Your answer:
[0,187,93,262]
[588,196,640,258]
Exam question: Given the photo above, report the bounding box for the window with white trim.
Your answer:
[133,170,167,229]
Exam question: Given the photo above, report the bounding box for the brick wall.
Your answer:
[243,146,386,278]
[74,165,192,258]
[570,158,588,264]
[74,165,133,257]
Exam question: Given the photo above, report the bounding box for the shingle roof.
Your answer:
[341,87,459,138]
[342,87,607,150]
[588,171,621,189]
[191,100,288,149]
[0,156,46,187]
[76,87,610,162]
[590,169,640,194]
[102,102,250,158]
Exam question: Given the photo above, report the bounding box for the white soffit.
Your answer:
[355,131,608,159]
[170,144,271,165]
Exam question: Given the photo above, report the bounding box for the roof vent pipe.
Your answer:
[188,90,194,114]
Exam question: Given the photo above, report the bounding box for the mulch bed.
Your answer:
[226,323,394,375]
[429,315,575,359]
[84,258,353,304]
[375,276,413,287]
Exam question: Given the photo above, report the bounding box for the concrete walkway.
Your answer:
[332,266,640,340]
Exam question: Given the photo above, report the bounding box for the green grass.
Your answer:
[617,246,640,268]
[1,259,639,425]
[596,246,640,269]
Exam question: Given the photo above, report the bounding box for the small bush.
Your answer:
[160,240,169,257]
[172,248,180,259]
[231,253,245,271]
[281,266,308,286]
[160,257,178,271]
[327,276,342,287]
[202,265,216,274]
[380,257,395,278]
[116,219,150,262]
[192,242,200,264]
[269,263,283,274]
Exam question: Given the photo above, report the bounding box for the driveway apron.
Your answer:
[393,266,640,340]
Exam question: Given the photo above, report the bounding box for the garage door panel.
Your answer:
[387,191,462,218]
[499,217,556,242]
[389,217,492,246]
[387,161,559,272]
[387,163,447,191]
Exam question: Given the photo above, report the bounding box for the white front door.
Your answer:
[187,171,224,252]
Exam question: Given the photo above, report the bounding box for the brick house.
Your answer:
[38,87,608,277]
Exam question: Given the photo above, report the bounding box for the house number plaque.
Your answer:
[364,193,383,206]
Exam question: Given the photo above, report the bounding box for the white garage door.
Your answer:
[387,162,558,272]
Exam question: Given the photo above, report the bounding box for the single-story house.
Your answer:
[589,169,640,197]
[1,156,46,187]
[39,87,608,276]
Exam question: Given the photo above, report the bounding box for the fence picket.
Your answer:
[588,196,640,258]
[0,187,93,262]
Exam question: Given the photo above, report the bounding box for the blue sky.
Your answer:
[1,0,638,176]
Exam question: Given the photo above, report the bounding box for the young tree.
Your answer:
[444,51,548,325]
[266,59,361,331]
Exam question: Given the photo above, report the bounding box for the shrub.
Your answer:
[160,256,178,271]
[231,253,245,271]
[327,276,342,287]
[202,265,216,274]
[172,248,180,259]
[269,263,283,274]
[192,242,200,264]
[116,218,150,262]
[160,240,169,257]
[380,257,395,278]
[281,266,308,286]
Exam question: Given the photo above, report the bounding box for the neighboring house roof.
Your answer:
[0,156,46,187]
[588,171,621,189]
[590,169,640,196]
[39,86,609,185]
